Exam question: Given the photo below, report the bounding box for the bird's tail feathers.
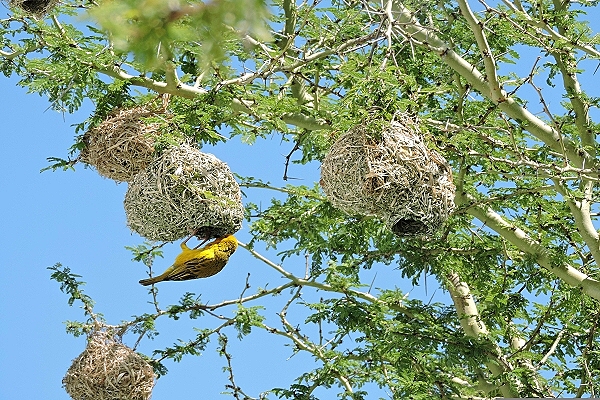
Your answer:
[139,277,159,286]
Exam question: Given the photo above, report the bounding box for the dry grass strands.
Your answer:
[320,117,455,236]
[63,330,155,400]
[8,0,59,15]
[124,144,244,241]
[80,107,161,183]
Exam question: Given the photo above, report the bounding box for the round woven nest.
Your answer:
[124,144,244,241]
[80,106,161,183]
[63,330,155,400]
[8,0,58,15]
[320,117,455,236]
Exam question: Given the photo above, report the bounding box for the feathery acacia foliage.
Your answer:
[5,0,600,397]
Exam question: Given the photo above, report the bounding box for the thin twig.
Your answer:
[237,241,411,315]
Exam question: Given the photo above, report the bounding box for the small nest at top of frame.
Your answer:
[8,0,59,15]
[62,330,155,400]
[124,144,244,241]
[80,106,162,183]
[320,116,455,236]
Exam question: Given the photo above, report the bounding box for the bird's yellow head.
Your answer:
[216,234,238,254]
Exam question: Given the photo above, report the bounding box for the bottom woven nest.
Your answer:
[63,331,155,400]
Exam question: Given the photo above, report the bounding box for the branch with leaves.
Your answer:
[9,0,600,397]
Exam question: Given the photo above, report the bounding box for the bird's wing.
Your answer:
[167,252,214,281]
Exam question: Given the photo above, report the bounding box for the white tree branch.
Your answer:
[552,178,600,267]
[455,189,600,301]
[457,0,504,103]
[446,272,519,398]
[389,0,594,170]
[500,0,600,59]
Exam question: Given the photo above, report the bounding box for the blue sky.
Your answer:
[0,73,416,399]
[4,3,600,399]
[0,74,309,398]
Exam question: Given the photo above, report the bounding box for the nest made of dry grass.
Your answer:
[320,116,455,236]
[63,330,155,400]
[124,144,244,241]
[80,106,162,183]
[8,0,58,15]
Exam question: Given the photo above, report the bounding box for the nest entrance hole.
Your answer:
[391,218,428,236]
[9,0,58,14]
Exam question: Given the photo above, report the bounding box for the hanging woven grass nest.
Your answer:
[124,144,244,241]
[320,116,455,236]
[8,0,58,15]
[63,330,155,400]
[80,106,162,183]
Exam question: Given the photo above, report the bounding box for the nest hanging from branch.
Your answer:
[320,116,455,236]
[124,144,244,241]
[80,107,162,183]
[63,330,155,400]
[8,0,58,15]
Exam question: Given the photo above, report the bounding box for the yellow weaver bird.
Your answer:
[139,234,238,286]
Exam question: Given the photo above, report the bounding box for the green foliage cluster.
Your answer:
[6,0,600,398]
